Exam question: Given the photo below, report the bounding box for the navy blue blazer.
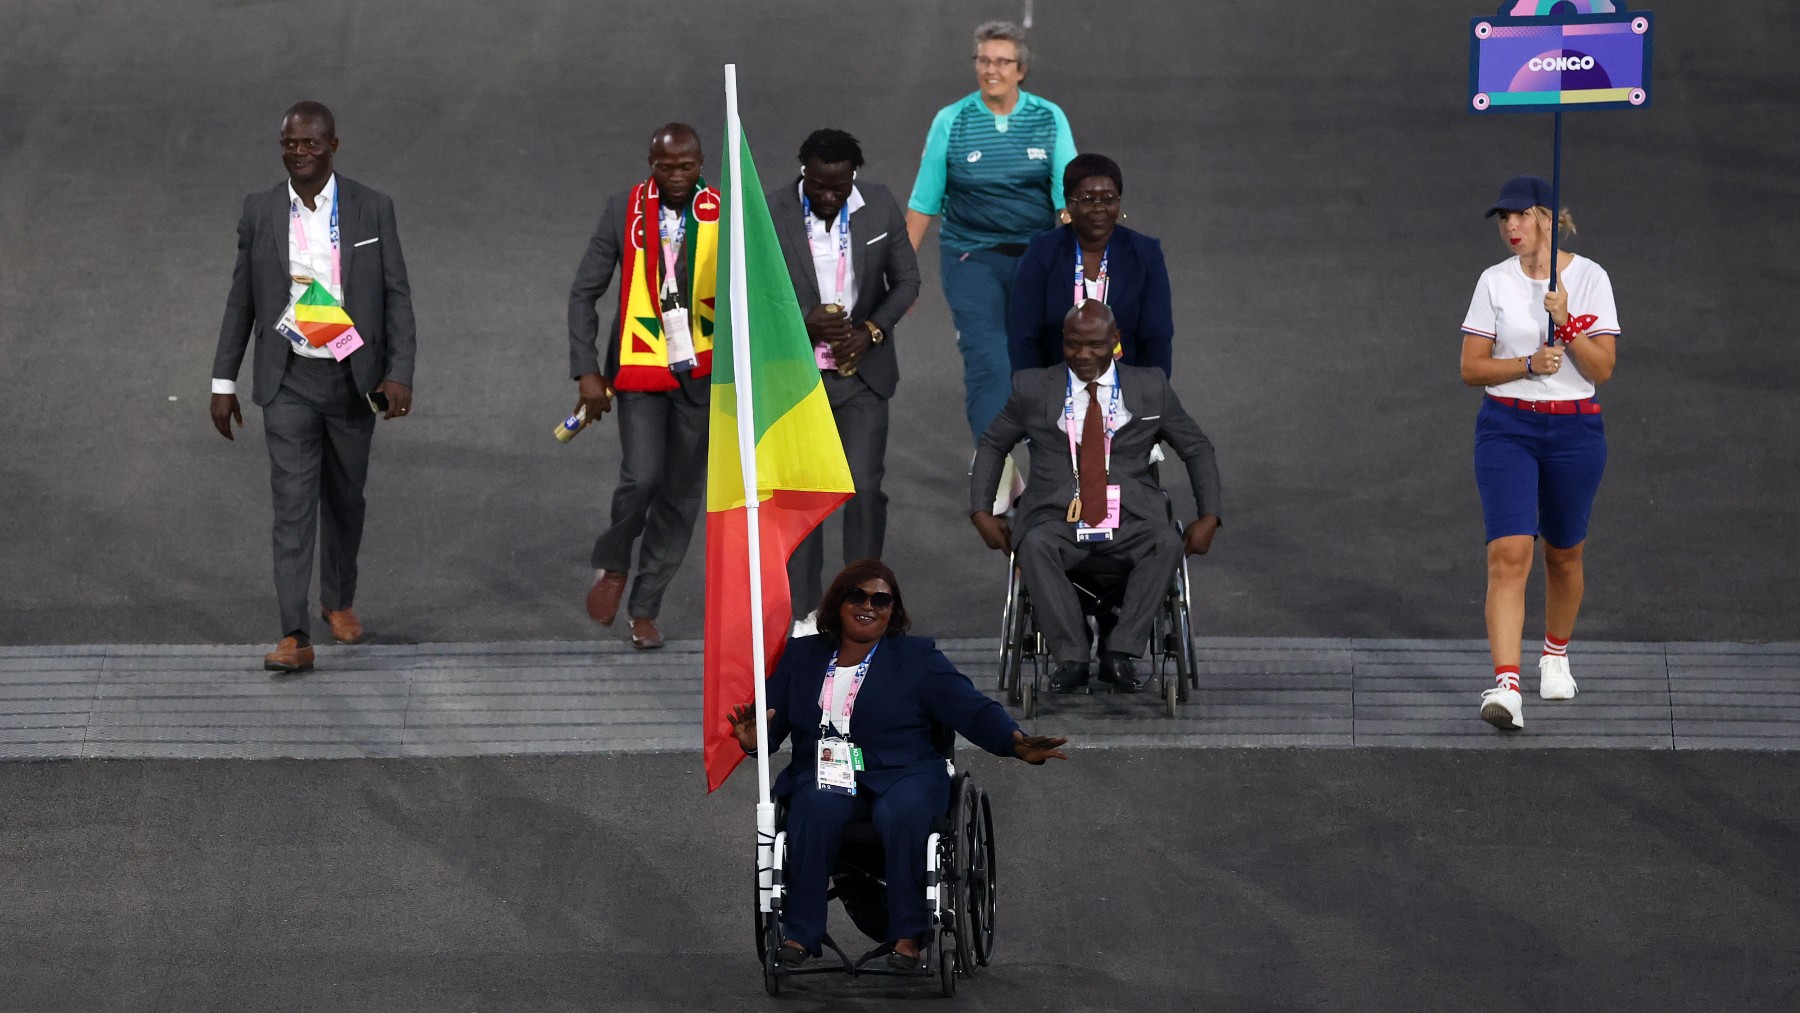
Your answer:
[766,634,1020,797]
[1006,224,1174,376]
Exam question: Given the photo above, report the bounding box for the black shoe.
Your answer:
[886,948,923,971]
[1047,661,1090,693]
[775,941,808,968]
[1099,653,1142,692]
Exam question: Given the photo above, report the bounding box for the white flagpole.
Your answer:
[725,64,778,910]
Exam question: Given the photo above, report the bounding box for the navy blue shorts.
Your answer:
[1473,398,1608,547]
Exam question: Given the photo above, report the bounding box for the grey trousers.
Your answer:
[788,374,889,620]
[591,379,709,619]
[1015,519,1182,665]
[262,356,376,639]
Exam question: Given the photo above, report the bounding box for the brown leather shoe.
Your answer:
[586,569,628,625]
[630,616,664,650]
[263,636,315,673]
[321,607,366,645]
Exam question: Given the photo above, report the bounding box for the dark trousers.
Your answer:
[782,772,949,953]
[590,378,709,619]
[1015,519,1182,665]
[788,374,889,620]
[262,355,376,639]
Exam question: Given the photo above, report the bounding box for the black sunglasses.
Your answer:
[844,588,895,610]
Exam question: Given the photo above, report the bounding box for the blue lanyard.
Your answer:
[1073,241,1109,306]
[819,640,879,735]
[802,193,852,305]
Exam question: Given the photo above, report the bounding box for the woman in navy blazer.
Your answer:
[1007,154,1174,376]
[729,559,1067,971]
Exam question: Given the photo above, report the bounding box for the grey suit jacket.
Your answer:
[212,176,418,406]
[567,188,705,391]
[766,179,920,400]
[970,364,1223,536]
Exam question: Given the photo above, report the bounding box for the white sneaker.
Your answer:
[791,611,819,638]
[1538,655,1578,700]
[1480,686,1524,730]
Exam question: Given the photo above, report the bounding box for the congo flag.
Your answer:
[702,117,853,792]
[292,280,355,347]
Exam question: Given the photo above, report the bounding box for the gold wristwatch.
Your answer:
[864,320,885,344]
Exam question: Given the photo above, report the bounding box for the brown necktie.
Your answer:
[1079,380,1107,526]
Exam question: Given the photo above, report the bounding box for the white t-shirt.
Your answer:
[1461,253,1621,400]
[824,665,859,732]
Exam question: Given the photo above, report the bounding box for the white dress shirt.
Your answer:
[801,182,865,307]
[1061,361,1132,434]
[212,175,338,396]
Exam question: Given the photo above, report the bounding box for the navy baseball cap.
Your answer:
[1485,175,1554,217]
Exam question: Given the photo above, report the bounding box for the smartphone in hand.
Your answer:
[366,390,390,415]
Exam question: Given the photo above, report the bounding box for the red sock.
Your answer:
[1543,633,1570,658]
[1494,664,1521,691]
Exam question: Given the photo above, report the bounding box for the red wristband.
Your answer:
[1554,313,1598,343]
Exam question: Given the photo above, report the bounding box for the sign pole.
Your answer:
[1547,108,1563,344]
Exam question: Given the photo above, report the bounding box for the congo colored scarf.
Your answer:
[613,178,719,392]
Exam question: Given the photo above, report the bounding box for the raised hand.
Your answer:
[727,703,774,754]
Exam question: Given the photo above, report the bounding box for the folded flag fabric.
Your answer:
[293,280,355,347]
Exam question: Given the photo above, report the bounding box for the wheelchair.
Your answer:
[996,534,1199,718]
[752,728,998,997]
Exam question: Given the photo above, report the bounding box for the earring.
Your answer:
[1059,209,1072,225]
[1121,211,1129,220]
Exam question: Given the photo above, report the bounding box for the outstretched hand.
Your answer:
[727,703,774,754]
[1012,729,1069,765]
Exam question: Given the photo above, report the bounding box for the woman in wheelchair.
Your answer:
[728,559,1068,971]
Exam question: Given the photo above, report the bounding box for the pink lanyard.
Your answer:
[289,181,341,293]
[818,642,878,734]
[802,194,851,305]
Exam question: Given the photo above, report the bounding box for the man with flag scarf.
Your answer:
[568,123,720,649]
[209,101,418,674]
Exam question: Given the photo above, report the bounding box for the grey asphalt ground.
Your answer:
[6,749,1800,1012]
[2,1,1796,647]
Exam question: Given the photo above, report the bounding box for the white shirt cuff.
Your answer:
[211,378,236,395]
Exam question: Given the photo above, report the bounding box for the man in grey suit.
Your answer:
[210,101,417,673]
[567,123,716,650]
[971,301,1221,691]
[768,129,921,630]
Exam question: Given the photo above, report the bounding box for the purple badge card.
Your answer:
[1470,5,1653,114]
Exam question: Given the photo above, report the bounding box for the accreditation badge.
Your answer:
[1074,485,1122,542]
[816,736,862,795]
[661,306,698,372]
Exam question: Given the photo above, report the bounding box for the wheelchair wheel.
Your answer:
[1165,675,1179,717]
[937,924,958,997]
[1019,677,1036,718]
[754,881,782,996]
[998,564,1020,695]
[968,787,998,966]
[1179,560,1200,691]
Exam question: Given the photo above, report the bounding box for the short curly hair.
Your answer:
[797,128,865,170]
[815,559,911,641]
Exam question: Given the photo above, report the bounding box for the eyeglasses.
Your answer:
[844,588,896,611]
[972,56,1019,69]
[1069,194,1121,209]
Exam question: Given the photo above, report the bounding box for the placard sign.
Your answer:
[1469,11,1653,113]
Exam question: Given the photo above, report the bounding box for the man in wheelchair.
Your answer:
[971,301,1222,691]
